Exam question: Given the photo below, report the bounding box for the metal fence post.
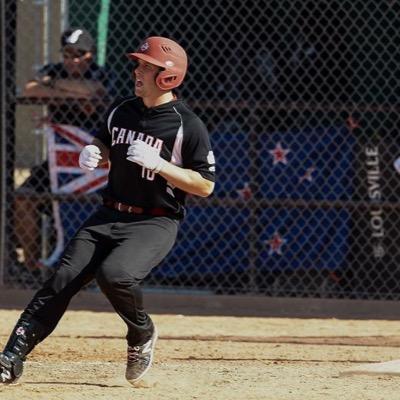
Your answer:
[0,0,17,288]
[0,0,5,287]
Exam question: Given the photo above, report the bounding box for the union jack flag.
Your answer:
[41,123,108,268]
[46,123,108,194]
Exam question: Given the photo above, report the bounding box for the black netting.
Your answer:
[2,0,400,299]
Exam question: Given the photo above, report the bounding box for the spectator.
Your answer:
[15,27,115,271]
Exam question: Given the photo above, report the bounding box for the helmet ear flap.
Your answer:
[156,71,178,91]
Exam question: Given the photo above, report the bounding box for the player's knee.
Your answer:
[45,266,82,293]
[96,268,140,294]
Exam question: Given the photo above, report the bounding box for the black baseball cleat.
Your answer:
[125,327,158,384]
[0,352,23,385]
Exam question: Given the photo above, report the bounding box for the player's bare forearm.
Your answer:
[92,138,110,165]
[159,162,214,197]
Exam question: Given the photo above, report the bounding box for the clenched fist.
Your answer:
[126,140,165,173]
[79,145,102,171]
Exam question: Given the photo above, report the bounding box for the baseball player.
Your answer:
[0,36,215,385]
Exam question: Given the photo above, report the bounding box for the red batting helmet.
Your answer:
[127,36,188,91]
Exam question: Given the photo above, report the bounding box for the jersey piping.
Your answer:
[171,106,183,166]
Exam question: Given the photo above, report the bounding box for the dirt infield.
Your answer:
[0,309,400,399]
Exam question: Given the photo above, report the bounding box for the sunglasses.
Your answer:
[62,50,88,60]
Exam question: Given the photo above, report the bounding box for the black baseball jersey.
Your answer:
[95,96,216,218]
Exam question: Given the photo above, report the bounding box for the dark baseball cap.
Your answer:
[61,28,94,52]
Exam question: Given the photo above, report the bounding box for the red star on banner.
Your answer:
[237,182,253,200]
[346,116,359,131]
[299,166,316,183]
[266,232,287,255]
[269,141,290,165]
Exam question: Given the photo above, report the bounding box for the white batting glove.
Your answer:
[79,145,102,171]
[126,140,165,173]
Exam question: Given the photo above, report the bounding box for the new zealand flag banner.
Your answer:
[256,126,354,272]
[158,125,355,283]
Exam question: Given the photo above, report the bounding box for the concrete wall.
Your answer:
[14,0,64,171]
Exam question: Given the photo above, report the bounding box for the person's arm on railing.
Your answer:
[22,77,106,99]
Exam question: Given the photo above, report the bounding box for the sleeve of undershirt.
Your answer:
[181,116,216,182]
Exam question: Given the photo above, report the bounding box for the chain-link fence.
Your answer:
[1,0,400,299]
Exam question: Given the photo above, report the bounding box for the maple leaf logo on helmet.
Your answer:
[140,42,149,52]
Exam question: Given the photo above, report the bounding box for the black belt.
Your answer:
[103,198,170,216]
